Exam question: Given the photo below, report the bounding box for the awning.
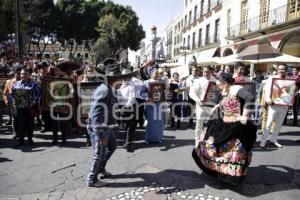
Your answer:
[218,55,243,65]
[160,62,183,68]
[244,53,300,64]
[196,47,220,65]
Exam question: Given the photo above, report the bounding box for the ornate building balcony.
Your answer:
[228,3,300,40]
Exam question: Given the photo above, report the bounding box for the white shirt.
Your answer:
[189,76,216,106]
[185,75,199,99]
[118,81,136,107]
[131,77,144,99]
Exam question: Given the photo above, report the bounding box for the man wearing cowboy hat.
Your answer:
[86,58,137,187]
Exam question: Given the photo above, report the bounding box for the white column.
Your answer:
[221,65,225,71]
[250,64,255,79]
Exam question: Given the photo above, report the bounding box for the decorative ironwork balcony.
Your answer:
[228,3,300,39]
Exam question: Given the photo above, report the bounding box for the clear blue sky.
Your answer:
[111,0,183,62]
[112,0,183,39]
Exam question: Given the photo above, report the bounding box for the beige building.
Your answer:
[165,0,300,73]
[26,41,91,61]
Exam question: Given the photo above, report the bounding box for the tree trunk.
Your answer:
[36,38,42,61]
[27,37,32,56]
[41,38,49,58]
[72,43,78,58]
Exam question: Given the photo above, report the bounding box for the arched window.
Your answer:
[288,0,300,20]
[260,0,270,28]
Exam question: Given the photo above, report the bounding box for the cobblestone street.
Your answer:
[0,121,299,200]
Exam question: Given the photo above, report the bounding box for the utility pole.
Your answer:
[16,0,22,60]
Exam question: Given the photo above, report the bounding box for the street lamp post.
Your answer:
[16,0,22,60]
[180,46,190,64]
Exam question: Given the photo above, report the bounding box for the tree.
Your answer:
[23,0,57,59]
[0,0,16,41]
[56,0,105,58]
[92,37,114,64]
[93,2,145,63]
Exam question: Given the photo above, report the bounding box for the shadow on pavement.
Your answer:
[101,165,299,198]
[0,137,88,150]
[0,157,13,163]
[116,129,194,152]
[279,131,300,136]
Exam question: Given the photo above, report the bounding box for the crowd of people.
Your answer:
[1,39,299,186]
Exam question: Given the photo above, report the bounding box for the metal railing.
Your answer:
[228,3,300,39]
[204,32,221,46]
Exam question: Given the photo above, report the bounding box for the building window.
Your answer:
[192,32,196,49]
[85,53,89,59]
[260,0,270,28]
[214,19,220,42]
[288,0,300,20]
[240,0,249,34]
[198,28,202,47]
[200,0,204,16]
[185,15,187,27]
[183,38,186,47]
[227,9,231,36]
[205,24,210,45]
[208,0,211,12]
[194,6,198,23]
[187,35,190,49]
[189,10,192,25]
[77,53,81,58]
[185,0,188,8]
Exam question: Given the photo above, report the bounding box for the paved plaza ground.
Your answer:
[0,120,299,200]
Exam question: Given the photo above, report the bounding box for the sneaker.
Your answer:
[100,171,112,178]
[41,127,51,133]
[87,180,107,187]
[14,141,24,148]
[259,140,267,148]
[12,136,19,139]
[270,141,283,148]
[85,141,91,147]
[5,121,12,126]
[143,120,148,127]
[28,140,34,146]
[51,140,58,145]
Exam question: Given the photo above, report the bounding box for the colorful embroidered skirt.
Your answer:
[192,137,252,184]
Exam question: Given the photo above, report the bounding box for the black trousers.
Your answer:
[187,97,195,125]
[52,112,68,142]
[136,98,145,127]
[119,105,136,146]
[41,111,51,130]
[0,101,4,126]
[15,108,34,142]
[293,94,300,125]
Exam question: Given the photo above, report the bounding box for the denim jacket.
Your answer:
[88,83,118,134]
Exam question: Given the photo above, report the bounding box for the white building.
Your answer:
[164,0,300,73]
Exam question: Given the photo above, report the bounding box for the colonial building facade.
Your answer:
[164,0,300,73]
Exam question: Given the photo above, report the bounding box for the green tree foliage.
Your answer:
[0,0,16,41]
[23,0,56,59]
[93,1,145,63]
[92,37,114,64]
[56,0,105,58]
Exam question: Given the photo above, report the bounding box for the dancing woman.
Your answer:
[192,73,257,184]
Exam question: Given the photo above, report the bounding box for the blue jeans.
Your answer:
[0,101,3,126]
[86,127,117,185]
